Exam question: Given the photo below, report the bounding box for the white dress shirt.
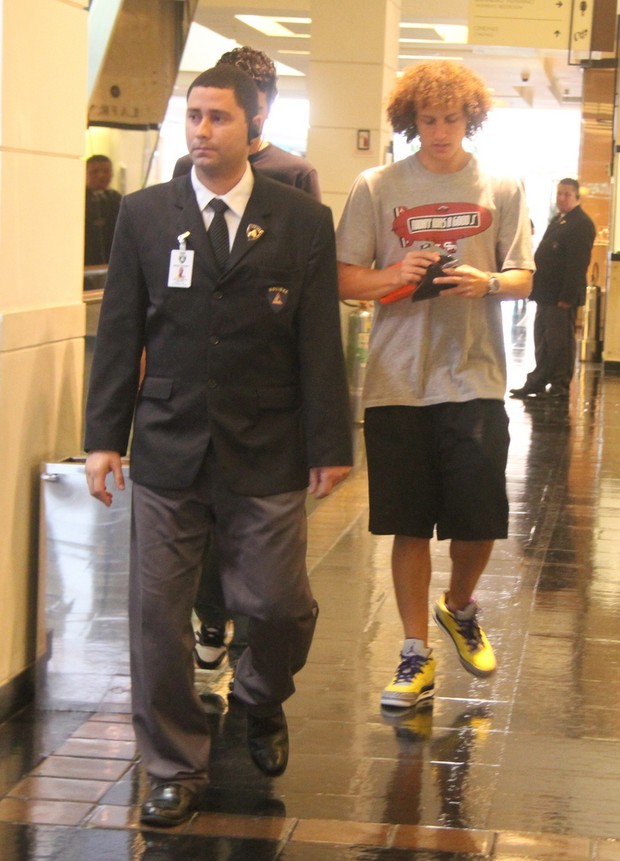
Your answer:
[190,162,255,250]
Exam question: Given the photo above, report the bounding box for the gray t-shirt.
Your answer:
[336,154,534,406]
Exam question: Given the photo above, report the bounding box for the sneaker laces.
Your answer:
[454,607,483,653]
[394,653,428,684]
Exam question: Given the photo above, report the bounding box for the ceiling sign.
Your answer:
[468,0,573,50]
[568,0,594,63]
[89,0,198,130]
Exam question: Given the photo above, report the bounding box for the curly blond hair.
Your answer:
[387,61,492,142]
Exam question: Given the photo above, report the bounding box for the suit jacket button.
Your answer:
[213,290,224,300]
[209,335,220,345]
[207,378,218,389]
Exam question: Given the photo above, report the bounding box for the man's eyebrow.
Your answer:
[190,107,233,118]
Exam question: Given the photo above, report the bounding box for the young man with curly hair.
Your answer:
[337,61,534,709]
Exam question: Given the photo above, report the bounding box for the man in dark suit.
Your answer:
[84,65,352,827]
[510,178,595,399]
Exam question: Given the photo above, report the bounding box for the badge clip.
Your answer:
[177,231,191,252]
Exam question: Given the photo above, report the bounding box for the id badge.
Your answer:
[168,249,194,288]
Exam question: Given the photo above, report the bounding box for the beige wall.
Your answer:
[307,0,401,223]
[0,0,88,705]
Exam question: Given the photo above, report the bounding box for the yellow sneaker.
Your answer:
[381,650,436,708]
[433,593,496,677]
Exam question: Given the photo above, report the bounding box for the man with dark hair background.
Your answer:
[178,47,322,675]
[174,46,320,200]
[84,154,121,265]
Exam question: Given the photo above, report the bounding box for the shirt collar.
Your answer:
[190,162,254,217]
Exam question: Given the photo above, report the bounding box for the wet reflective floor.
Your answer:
[2,302,620,860]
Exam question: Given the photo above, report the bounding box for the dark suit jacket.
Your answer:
[531,205,595,307]
[84,171,352,496]
[84,187,122,265]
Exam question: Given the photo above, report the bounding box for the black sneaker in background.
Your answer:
[194,624,227,669]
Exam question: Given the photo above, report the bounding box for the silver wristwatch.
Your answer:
[486,275,501,296]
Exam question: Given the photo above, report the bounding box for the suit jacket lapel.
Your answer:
[227,174,272,271]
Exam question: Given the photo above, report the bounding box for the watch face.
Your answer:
[489,277,500,294]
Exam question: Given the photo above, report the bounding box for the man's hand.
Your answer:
[85,451,125,507]
[400,250,442,287]
[308,466,351,499]
[433,263,487,297]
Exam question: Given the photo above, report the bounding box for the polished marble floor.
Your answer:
[2,303,620,860]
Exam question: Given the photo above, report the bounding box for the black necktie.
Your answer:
[208,199,230,270]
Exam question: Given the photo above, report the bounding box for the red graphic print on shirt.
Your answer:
[392,202,493,249]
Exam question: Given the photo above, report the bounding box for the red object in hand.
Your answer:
[379,263,416,305]
[379,283,416,304]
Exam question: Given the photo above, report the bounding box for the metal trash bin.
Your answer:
[38,457,132,706]
[580,266,603,362]
[346,301,373,424]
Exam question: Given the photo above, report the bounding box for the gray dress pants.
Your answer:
[526,302,577,392]
[128,450,317,789]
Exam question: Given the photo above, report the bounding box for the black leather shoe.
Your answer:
[247,705,289,776]
[140,783,197,827]
[509,385,545,398]
[547,385,569,398]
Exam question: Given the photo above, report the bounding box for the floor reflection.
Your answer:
[2,310,620,859]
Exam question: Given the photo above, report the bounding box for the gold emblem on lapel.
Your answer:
[246,223,264,241]
[268,286,289,311]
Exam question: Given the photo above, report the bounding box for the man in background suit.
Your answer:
[84,65,352,827]
[84,154,121,265]
[510,177,595,399]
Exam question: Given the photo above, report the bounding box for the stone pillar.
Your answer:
[307,0,401,223]
[0,0,88,720]
[606,42,620,366]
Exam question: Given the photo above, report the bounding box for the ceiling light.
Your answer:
[400,23,468,44]
[399,54,464,62]
[235,15,311,38]
[273,59,305,77]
